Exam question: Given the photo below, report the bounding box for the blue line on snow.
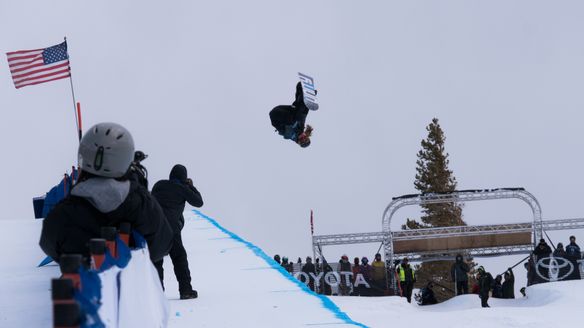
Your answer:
[192,210,368,328]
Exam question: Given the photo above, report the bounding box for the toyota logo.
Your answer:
[535,257,574,281]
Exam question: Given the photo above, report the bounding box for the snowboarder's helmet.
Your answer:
[361,257,369,264]
[477,266,485,273]
[78,122,135,178]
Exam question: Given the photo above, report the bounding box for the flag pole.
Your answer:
[64,37,81,142]
[311,210,317,268]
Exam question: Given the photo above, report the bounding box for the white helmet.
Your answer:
[78,122,135,178]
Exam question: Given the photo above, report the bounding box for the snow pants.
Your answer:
[480,292,490,307]
[456,280,469,295]
[153,232,193,295]
[400,282,414,303]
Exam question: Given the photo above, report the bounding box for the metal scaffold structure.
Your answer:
[311,187,584,293]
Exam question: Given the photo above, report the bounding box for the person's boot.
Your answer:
[180,289,198,300]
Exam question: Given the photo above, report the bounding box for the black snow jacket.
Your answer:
[533,242,552,261]
[151,165,203,233]
[451,259,470,282]
[39,177,173,263]
[491,279,503,298]
[478,272,493,295]
[502,269,515,299]
[269,82,309,141]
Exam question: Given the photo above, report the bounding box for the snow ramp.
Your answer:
[164,210,365,327]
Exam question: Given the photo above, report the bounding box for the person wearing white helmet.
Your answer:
[39,122,173,266]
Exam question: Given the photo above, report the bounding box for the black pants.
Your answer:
[154,232,192,294]
[456,281,469,295]
[400,282,414,303]
[480,292,490,307]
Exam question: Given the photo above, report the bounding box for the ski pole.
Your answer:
[499,255,531,276]
[544,229,556,250]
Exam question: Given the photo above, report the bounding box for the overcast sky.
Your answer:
[1,0,584,262]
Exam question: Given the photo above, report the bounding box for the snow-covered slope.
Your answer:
[334,280,582,328]
[0,212,582,327]
[0,211,364,327]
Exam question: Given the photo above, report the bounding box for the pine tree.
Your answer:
[403,118,469,302]
[404,118,464,229]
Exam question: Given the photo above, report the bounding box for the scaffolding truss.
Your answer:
[380,188,542,272]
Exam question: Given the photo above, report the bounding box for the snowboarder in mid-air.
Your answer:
[269,82,315,148]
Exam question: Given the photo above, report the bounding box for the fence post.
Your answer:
[89,239,107,270]
[119,222,131,246]
[52,278,79,328]
[101,227,117,258]
[59,254,82,291]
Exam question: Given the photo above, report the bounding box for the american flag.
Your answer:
[6,41,70,89]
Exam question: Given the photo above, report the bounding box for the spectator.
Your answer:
[477,266,493,308]
[396,257,415,303]
[358,257,373,296]
[315,257,322,273]
[351,257,361,296]
[302,257,317,292]
[39,123,173,267]
[565,235,582,280]
[297,257,303,265]
[533,239,552,283]
[371,253,387,296]
[281,257,293,273]
[553,243,566,258]
[338,255,352,296]
[491,275,503,298]
[533,239,552,261]
[321,260,333,296]
[471,282,480,294]
[525,257,536,286]
[502,268,515,299]
[152,164,204,300]
[129,150,149,189]
[418,282,438,305]
[274,254,281,265]
[451,254,470,295]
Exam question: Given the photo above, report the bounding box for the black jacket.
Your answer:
[478,272,493,295]
[39,178,173,263]
[502,270,515,299]
[151,165,203,233]
[269,82,309,141]
[565,243,581,261]
[533,243,552,260]
[451,260,470,282]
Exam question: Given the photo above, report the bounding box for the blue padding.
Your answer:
[192,210,367,328]
[37,256,54,267]
[77,267,105,328]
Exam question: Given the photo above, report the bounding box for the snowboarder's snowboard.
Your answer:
[298,72,319,111]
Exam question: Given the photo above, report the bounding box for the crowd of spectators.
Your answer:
[272,234,582,307]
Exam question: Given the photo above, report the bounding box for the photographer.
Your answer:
[129,150,149,189]
[152,164,204,300]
